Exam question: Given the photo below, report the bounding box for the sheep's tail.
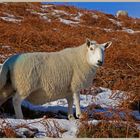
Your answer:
[0,63,9,89]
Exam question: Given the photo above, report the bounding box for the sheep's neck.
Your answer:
[71,44,97,91]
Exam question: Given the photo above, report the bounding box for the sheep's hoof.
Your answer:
[68,114,75,120]
[76,113,82,119]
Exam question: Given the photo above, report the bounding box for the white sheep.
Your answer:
[116,10,128,18]
[0,64,14,106]
[0,39,112,119]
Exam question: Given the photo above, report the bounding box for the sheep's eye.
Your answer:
[90,47,94,51]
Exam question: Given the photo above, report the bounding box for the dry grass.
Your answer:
[0,117,67,138]
[0,118,18,138]
[0,3,140,138]
[41,119,67,138]
[77,121,140,138]
[77,92,140,138]
[0,3,139,100]
[77,87,140,138]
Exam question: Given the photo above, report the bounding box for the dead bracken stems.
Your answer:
[127,63,135,72]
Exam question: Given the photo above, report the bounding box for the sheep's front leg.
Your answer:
[74,92,81,118]
[13,93,23,119]
[66,96,75,120]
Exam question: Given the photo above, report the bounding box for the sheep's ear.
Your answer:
[103,41,112,49]
[86,38,91,47]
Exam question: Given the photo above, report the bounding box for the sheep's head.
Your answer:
[86,38,112,67]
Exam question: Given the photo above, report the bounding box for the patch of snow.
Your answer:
[88,120,100,125]
[73,12,83,21]
[53,10,83,23]
[122,27,140,34]
[109,18,122,26]
[0,12,22,23]
[22,87,125,116]
[92,87,126,108]
[92,14,98,19]
[29,11,51,22]
[52,10,82,22]
[27,8,82,24]
[1,86,140,137]
[22,94,94,114]
[41,4,53,8]
[59,18,79,25]
[41,16,51,22]
[55,119,78,137]
[32,11,46,16]
[103,28,113,32]
[0,118,78,138]
[0,16,21,23]
[22,98,68,114]
[54,10,69,16]
[1,45,11,49]
[3,12,15,18]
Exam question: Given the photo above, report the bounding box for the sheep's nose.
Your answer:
[97,60,103,66]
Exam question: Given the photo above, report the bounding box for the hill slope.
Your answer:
[0,2,140,104]
[0,3,140,138]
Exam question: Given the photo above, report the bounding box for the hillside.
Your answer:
[0,3,140,138]
[0,3,140,97]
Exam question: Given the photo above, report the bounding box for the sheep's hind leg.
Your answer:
[12,93,23,119]
[66,96,75,120]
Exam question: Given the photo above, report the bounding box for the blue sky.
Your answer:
[45,2,140,18]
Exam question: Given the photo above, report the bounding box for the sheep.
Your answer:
[0,39,112,119]
[0,64,14,106]
[116,10,128,18]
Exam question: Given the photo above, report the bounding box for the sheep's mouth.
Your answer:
[96,63,102,67]
[94,64,100,68]
[97,61,103,67]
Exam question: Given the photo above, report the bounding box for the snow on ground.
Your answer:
[22,87,124,114]
[1,45,11,50]
[59,18,79,25]
[0,87,140,137]
[0,12,22,23]
[0,87,140,138]
[28,6,83,25]
[73,12,83,21]
[92,14,98,19]
[41,4,53,8]
[92,87,126,108]
[28,9,51,22]
[0,118,78,138]
[40,15,51,22]
[0,17,21,23]
[109,18,122,26]
[53,9,69,16]
[103,28,113,32]
[59,12,83,25]
[122,27,140,34]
